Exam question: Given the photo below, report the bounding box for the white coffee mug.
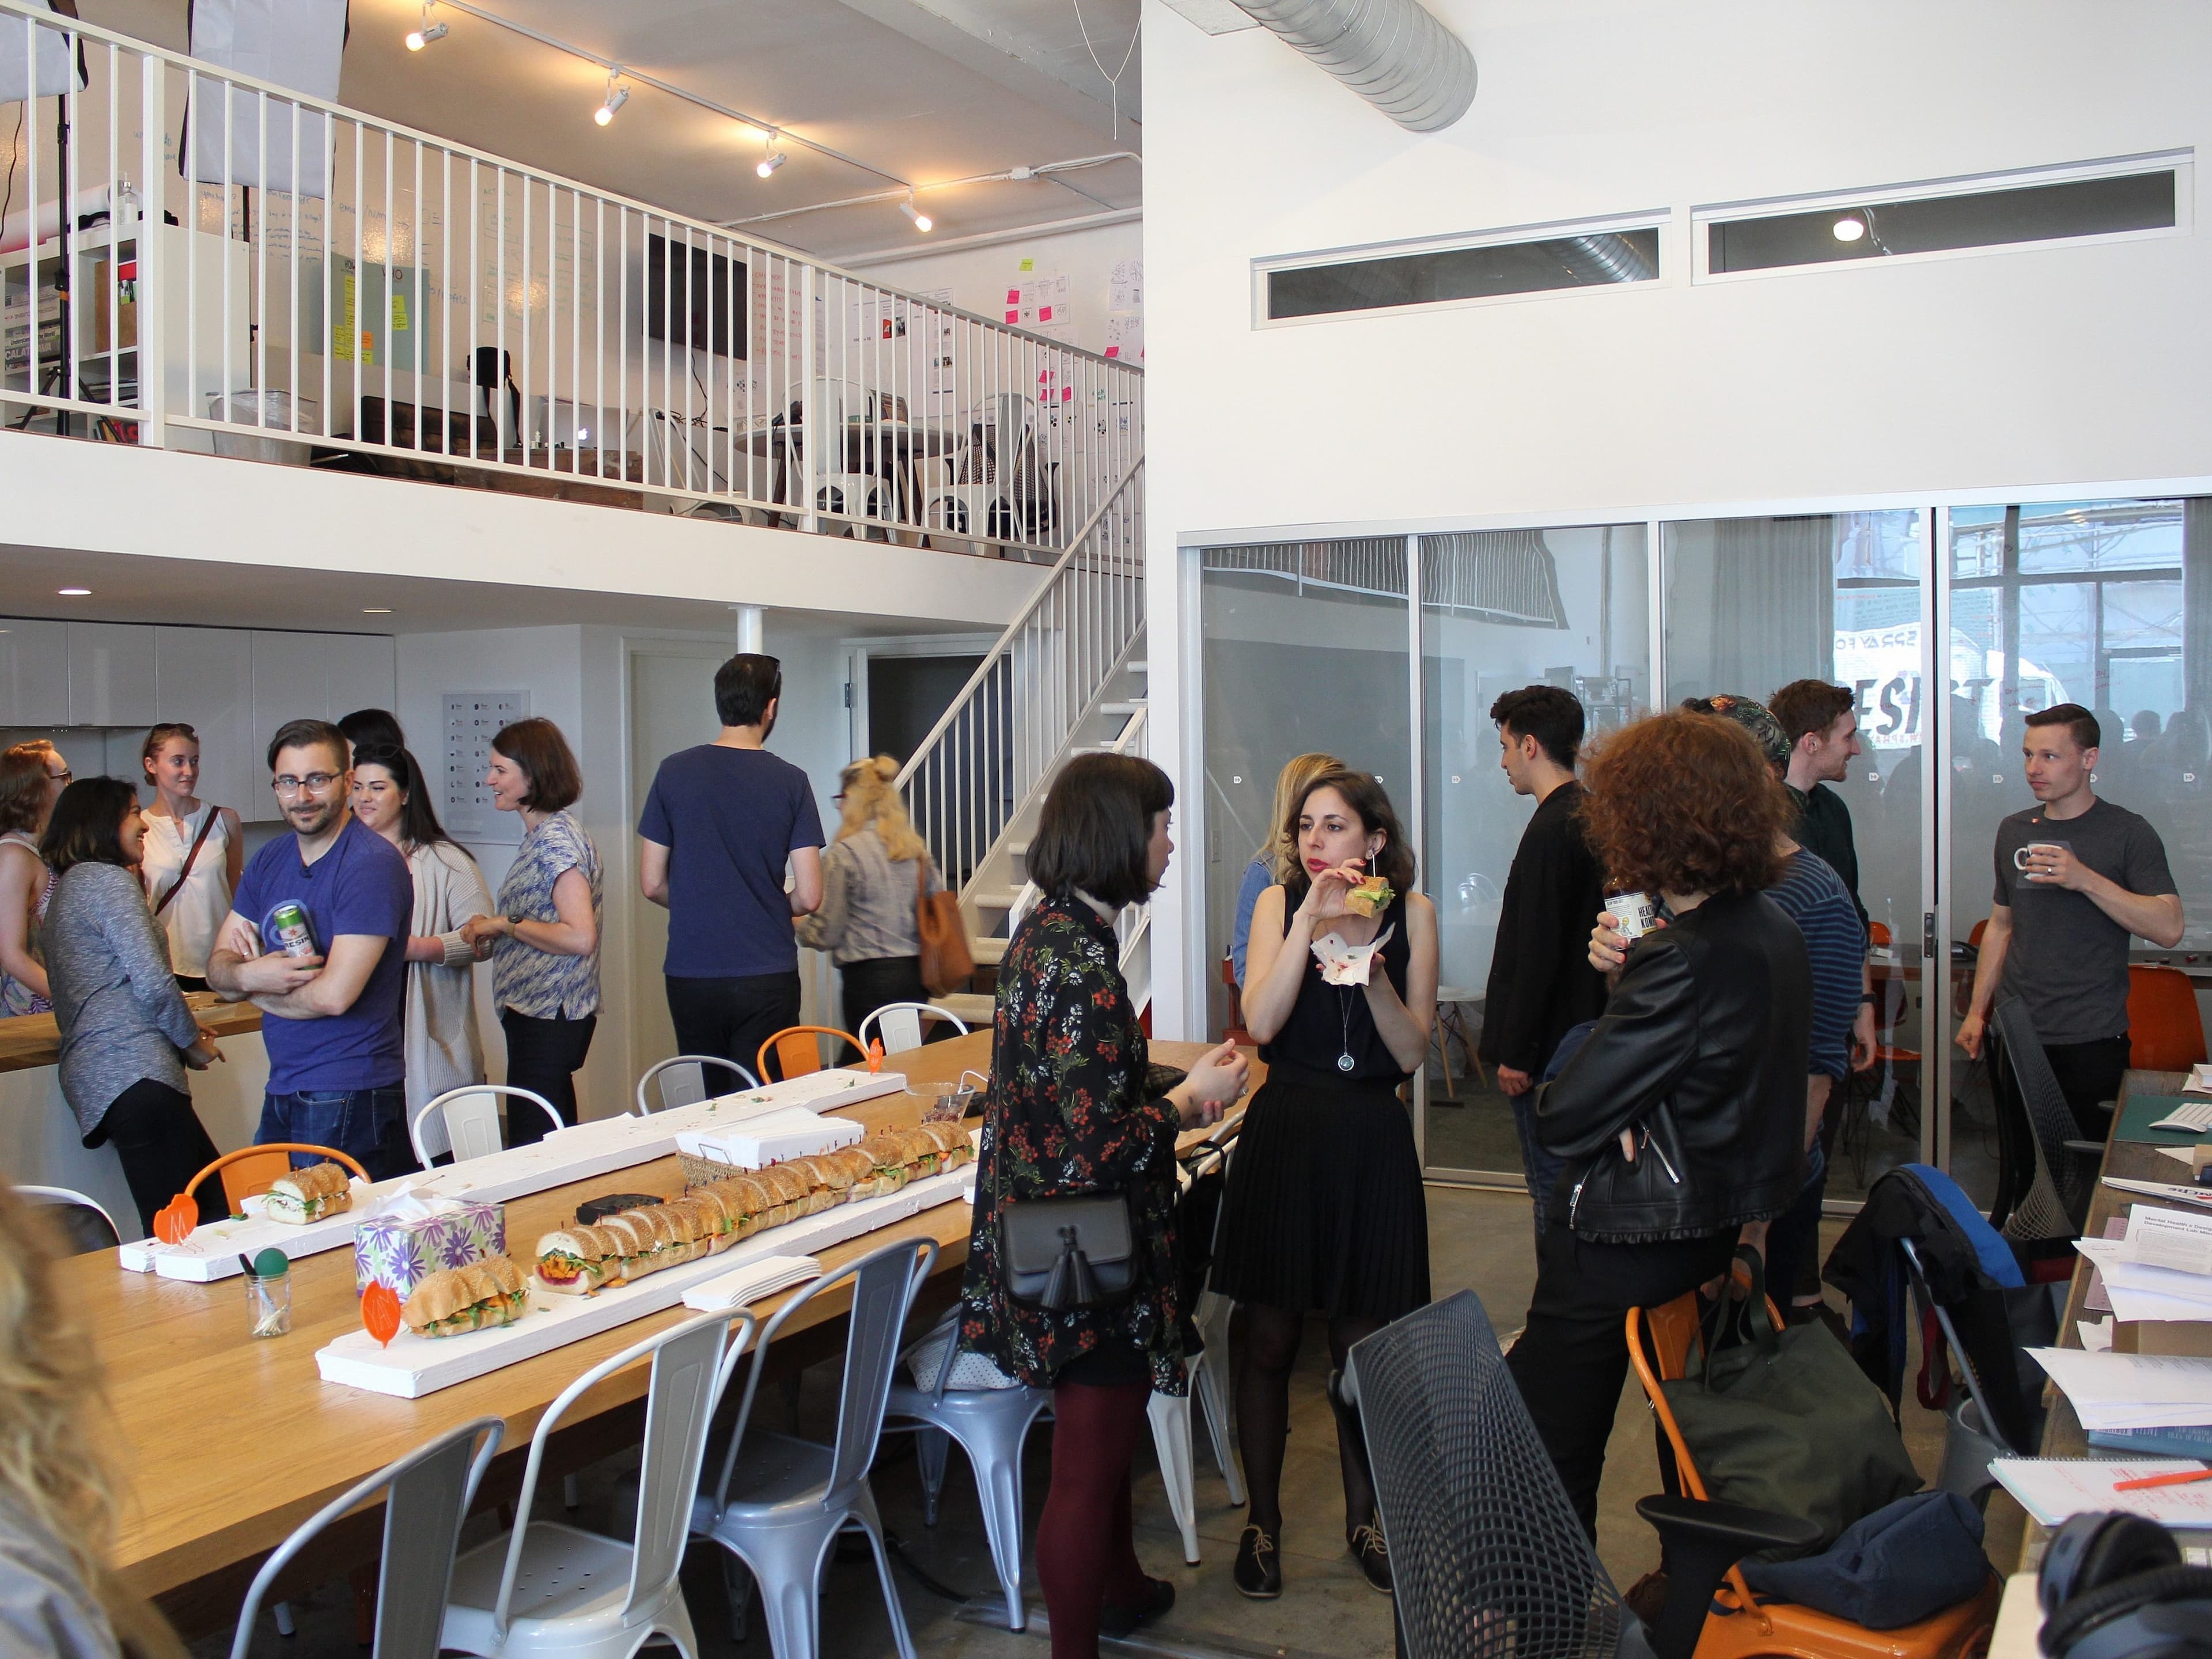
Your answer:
[2013,840,2071,873]
[1609,891,1660,941]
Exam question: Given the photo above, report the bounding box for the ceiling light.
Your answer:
[594,74,629,126]
[57,587,89,596]
[900,196,933,233]
[404,18,446,50]
[362,607,393,615]
[757,149,786,180]
[1832,214,1866,243]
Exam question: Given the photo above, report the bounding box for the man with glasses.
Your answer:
[208,718,416,1181]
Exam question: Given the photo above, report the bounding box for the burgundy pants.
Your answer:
[1037,1377,1153,1658]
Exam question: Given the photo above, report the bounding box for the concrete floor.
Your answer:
[201,1186,2025,1659]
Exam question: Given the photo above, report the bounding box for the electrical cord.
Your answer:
[1069,0,1140,141]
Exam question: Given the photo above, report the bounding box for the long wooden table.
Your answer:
[0,994,260,1075]
[79,1033,1249,1630]
[2018,1066,2194,1569]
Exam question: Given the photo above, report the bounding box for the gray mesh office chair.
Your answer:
[634,1055,759,1116]
[232,1415,503,1659]
[1988,995,2099,1239]
[1347,1290,1817,1659]
[692,1236,937,1659]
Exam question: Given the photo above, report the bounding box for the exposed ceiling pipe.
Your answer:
[1568,233,1654,283]
[1229,0,1475,133]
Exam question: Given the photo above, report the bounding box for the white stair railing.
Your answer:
[894,456,1144,901]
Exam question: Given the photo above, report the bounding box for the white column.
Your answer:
[731,605,764,654]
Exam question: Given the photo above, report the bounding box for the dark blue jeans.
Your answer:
[256,1085,416,1183]
[1514,1020,1598,1234]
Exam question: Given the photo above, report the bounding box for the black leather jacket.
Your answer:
[1533,888,1812,1243]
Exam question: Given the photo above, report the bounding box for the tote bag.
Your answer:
[916,861,974,997]
[1660,1248,1922,1554]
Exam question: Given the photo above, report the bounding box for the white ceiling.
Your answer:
[0,541,983,638]
[78,0,1145,260]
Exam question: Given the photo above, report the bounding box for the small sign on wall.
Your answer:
[444,692,529,842]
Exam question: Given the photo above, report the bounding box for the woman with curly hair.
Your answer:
[1506,709,1812,1540]
[0,1184,188,1659]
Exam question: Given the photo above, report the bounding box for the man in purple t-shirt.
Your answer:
[209,718,416,1181]
[638,654,825,1078]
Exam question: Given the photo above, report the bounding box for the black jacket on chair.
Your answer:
[1533,888,1812,1243]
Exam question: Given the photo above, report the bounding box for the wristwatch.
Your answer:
[507,914,526,934]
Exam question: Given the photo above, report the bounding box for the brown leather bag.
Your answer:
[916,861,973,997]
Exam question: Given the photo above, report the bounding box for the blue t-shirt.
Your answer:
[638,745,827,979]
[1766,849,1866,1082]
[232,815,414,1093]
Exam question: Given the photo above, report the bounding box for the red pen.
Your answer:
[2113,1468,2212,1492]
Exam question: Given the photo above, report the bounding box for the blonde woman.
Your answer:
[0,1184,189,1659]
[0,740,70,1017]
[137,724,243,993]
[797,756,945,1035]
[1229,752,1343,983]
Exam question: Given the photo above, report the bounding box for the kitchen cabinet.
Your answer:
[0,620,68,726]
[154,626,257,817]
[66,623,157,725]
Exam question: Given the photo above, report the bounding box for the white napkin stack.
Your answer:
[682,1255,823,1312]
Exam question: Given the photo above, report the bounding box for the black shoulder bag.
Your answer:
[1002,1192,1137,1311]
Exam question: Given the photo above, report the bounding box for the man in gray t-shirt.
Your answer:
[1957,703,2184,1137]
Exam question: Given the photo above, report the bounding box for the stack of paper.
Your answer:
[2030,1348,2212,1431]
[2181,1062,2212,1097]
[682,1255,823,1312]
[2075,1205,2212,1323]
[1991,1457,2212,1527]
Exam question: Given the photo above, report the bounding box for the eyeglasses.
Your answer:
[272,772,342,797]
[45,767,71,783]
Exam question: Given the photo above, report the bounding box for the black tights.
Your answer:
[1235,1304,1385,1536]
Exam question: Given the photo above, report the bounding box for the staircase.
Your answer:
[896,458,1149,1024]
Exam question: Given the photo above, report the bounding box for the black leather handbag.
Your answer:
[1002,1192,1137,1311]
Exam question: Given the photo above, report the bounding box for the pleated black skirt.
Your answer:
[1210,1062,1430,1320]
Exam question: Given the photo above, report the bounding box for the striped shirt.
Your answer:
[491,811,603,1020]
[1766,849,1865,1081]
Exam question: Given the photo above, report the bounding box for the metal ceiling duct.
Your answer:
[1230,0,1476,133]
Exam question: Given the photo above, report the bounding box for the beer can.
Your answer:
[269,902,318,959]
[1608,890,1660,941]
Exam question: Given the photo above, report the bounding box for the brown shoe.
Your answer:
[1624,1569,1668,1626]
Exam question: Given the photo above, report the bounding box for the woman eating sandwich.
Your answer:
[1211,766,1437,1600]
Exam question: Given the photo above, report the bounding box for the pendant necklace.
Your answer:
[1336,985,1358,1073]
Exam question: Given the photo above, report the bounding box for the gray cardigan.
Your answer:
[40,862,203,1137]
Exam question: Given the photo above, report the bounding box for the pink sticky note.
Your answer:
[1005,310,1019,324]
[1006,288,1020,304]
[1104,346,1120,358]
[1039,305,1054,322]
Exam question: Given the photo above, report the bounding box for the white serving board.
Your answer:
[119,1069,910,1282]
[315,1165,968,1398]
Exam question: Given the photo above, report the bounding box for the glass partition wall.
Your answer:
[1194,493,2212,1200]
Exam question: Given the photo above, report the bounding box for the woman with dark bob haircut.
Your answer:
[1505,710,1812,1541]
[961,753,1250,1658]
[38,778,228,1234]
[1213,765,1438,1598]
[461,718,599,1142]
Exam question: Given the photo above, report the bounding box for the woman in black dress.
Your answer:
[1214,767,1438,1599]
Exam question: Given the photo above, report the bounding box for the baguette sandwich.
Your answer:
[789,1153,857,1207]
[755,1163,816,1222]
[536,1222,626,1293]
[264,1161,353,1225]
[888,1127,941,1181]
[916,1119,975,1172]
[1342,874,1394,919]
[816,1145,882,1200]
[690,1175,770,1242]
[402,1255,529,1337]
[855,1134,912,1195]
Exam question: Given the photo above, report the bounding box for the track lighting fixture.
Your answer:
[404,3,445,50]
[900,195,933,233]
[756,135,787,179]
[1832,214,1866,243]
[594,73,629,126]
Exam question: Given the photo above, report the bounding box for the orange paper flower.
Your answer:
[361,1282,402,1348]
[152,1195,198,1246]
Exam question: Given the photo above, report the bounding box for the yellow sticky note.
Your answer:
[390,293,410,332]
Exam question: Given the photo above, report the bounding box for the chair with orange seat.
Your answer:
[2126,963,2207,1072]
[1625,1281,2000,1659]
[185,1143,372,1222]
[756,1025,872,1085]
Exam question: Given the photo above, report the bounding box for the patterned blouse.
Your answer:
[491,810,603,1020]
[959,893,1186,1394]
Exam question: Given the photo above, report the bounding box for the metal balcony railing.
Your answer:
[0,0,1142,558]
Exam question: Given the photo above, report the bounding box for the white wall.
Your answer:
[1141,0,2212,1035]
[845,215,1145,362]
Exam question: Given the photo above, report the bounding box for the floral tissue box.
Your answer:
[354,1195,506,1298]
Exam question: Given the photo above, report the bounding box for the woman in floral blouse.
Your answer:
[961,753,1249,1659]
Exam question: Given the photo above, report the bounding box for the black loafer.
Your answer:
[1233,1524,1283,1599]
[1099,1575,1175,1637]
[1349,1517,1392,1593]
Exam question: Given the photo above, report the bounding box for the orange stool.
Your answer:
[756,1025,872,1084]
[184,1142,372,1222]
